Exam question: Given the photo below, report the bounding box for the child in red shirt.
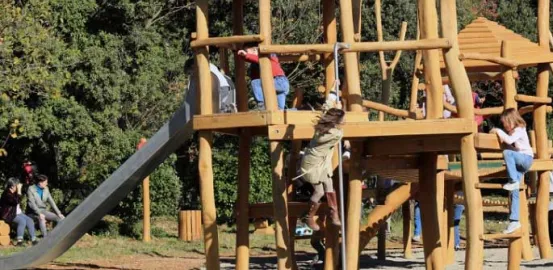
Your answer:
[238,43,289,110]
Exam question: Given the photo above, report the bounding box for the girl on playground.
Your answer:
[298,106,344,231]
[490,108,533,234]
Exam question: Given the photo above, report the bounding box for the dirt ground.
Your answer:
[32,243,553,270]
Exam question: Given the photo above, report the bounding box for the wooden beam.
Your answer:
[519,105,553,116]
[364,99,423,119]
[278,54,321,63]
[259,38,452,55]
[481,232,522,241]
[515,94,552,104]
[459,53,518,68]
[194,112,271,130]
[443,102,504,116]
[191,35,263,48]
[474,133,502,151]
[268,118,473,140]
[366,134,463,155]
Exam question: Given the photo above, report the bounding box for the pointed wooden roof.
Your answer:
[439,17,553,73]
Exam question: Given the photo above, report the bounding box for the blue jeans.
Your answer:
[454,204,464,247]
[12,214,36,240]
[414,201,421,237]
[503,150,533,221]
[251,76,290,110]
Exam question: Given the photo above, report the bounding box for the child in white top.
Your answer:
[490,108,534,234]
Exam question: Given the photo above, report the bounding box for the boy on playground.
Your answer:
[490,108,533,234]
[238,43,289,110]
[297,105,344,231]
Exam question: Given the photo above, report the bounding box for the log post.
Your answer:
[418,0,445,269]
[270,141,292,270]
[403,201,413,259]
[534,0,552,259]
[323,2,338,268]
[520,186,533,261]
[137,138,151,243]
[339,0,364,268]
[439,1,484,269]
[259,0,278,111]
[501,41,517,110]
[234,0,251,266]
[377,178,387,261]
[196,1,220,269]
[446,181,456,264]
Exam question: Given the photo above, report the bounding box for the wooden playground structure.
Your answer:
[189,0,553,269]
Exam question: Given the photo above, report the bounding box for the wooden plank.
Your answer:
[459,52,518,68]
[268,118,473,140]
[474,133,502,151]
[259,39,452,55]
[475,183,526,190]
[366,134,463,155]
[190,35,263,48]
[194,112,271,130]
[515,94,552,104]
[481,232,522,241]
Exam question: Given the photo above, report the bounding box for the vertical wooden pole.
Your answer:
[233,1,251,268]
[419,153,444,270]
[501,41,517,110]
[323,2,338,268]
[418,1,445,269]
[137,138,151,243]
[508,236,522,270]
[529,131,538,194]
[446,181,456,265]
[376,178,387,261]
[520,186,533,261]
[259,0,278,111]
[534,0,552,259]
[196,1,220,269]
[439,1,484,269]
[270,141,292,270]
[403,201,413,259]
[219,48,230,75]
[339,0,364,268]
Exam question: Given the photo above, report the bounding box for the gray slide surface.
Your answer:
[0,105,195,269]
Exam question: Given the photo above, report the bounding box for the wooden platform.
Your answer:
[194,111,473,142]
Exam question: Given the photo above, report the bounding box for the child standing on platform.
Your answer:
[490,108,533,234]
[238,43,289,110]
[298,107,344,231]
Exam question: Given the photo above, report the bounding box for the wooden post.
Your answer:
[137,138,151,243]
[402,201,413,259]
[259,0,278,111]
[196,1,220,269]
[446,181,456,265]
[529,131,538,194]
[234,0,251,268]
[377,178,387,261]
[418,0,445,269]
[439,1,485,269]
[534,0,552,259]
[501,41,517,110]
[219,48,229,75]
[323,2,338,268]
[418,153,444,270]
[520,186,533,261]
[270,141,292,270]
[339,0,364,268]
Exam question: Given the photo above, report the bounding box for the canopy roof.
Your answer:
[439,17,553,74]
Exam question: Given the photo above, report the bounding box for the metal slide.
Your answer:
[0,105,194,269]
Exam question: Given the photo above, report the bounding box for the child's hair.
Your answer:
[315,108,345,134]
[501,108,526,129]
[5,177,19,191]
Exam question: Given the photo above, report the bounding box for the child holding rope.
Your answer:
[490,108,533,234]
[298,104,344,231]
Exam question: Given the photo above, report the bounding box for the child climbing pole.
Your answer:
[297,106,344,231]
[490,108,534,234]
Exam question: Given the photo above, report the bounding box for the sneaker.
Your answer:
[454,245,461,251]
[503,181,520,191]
[342,150,351,160]
[15,240,24,247]
[412,235,422,243]
[503,221,521,234]
[32,239,39,246]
